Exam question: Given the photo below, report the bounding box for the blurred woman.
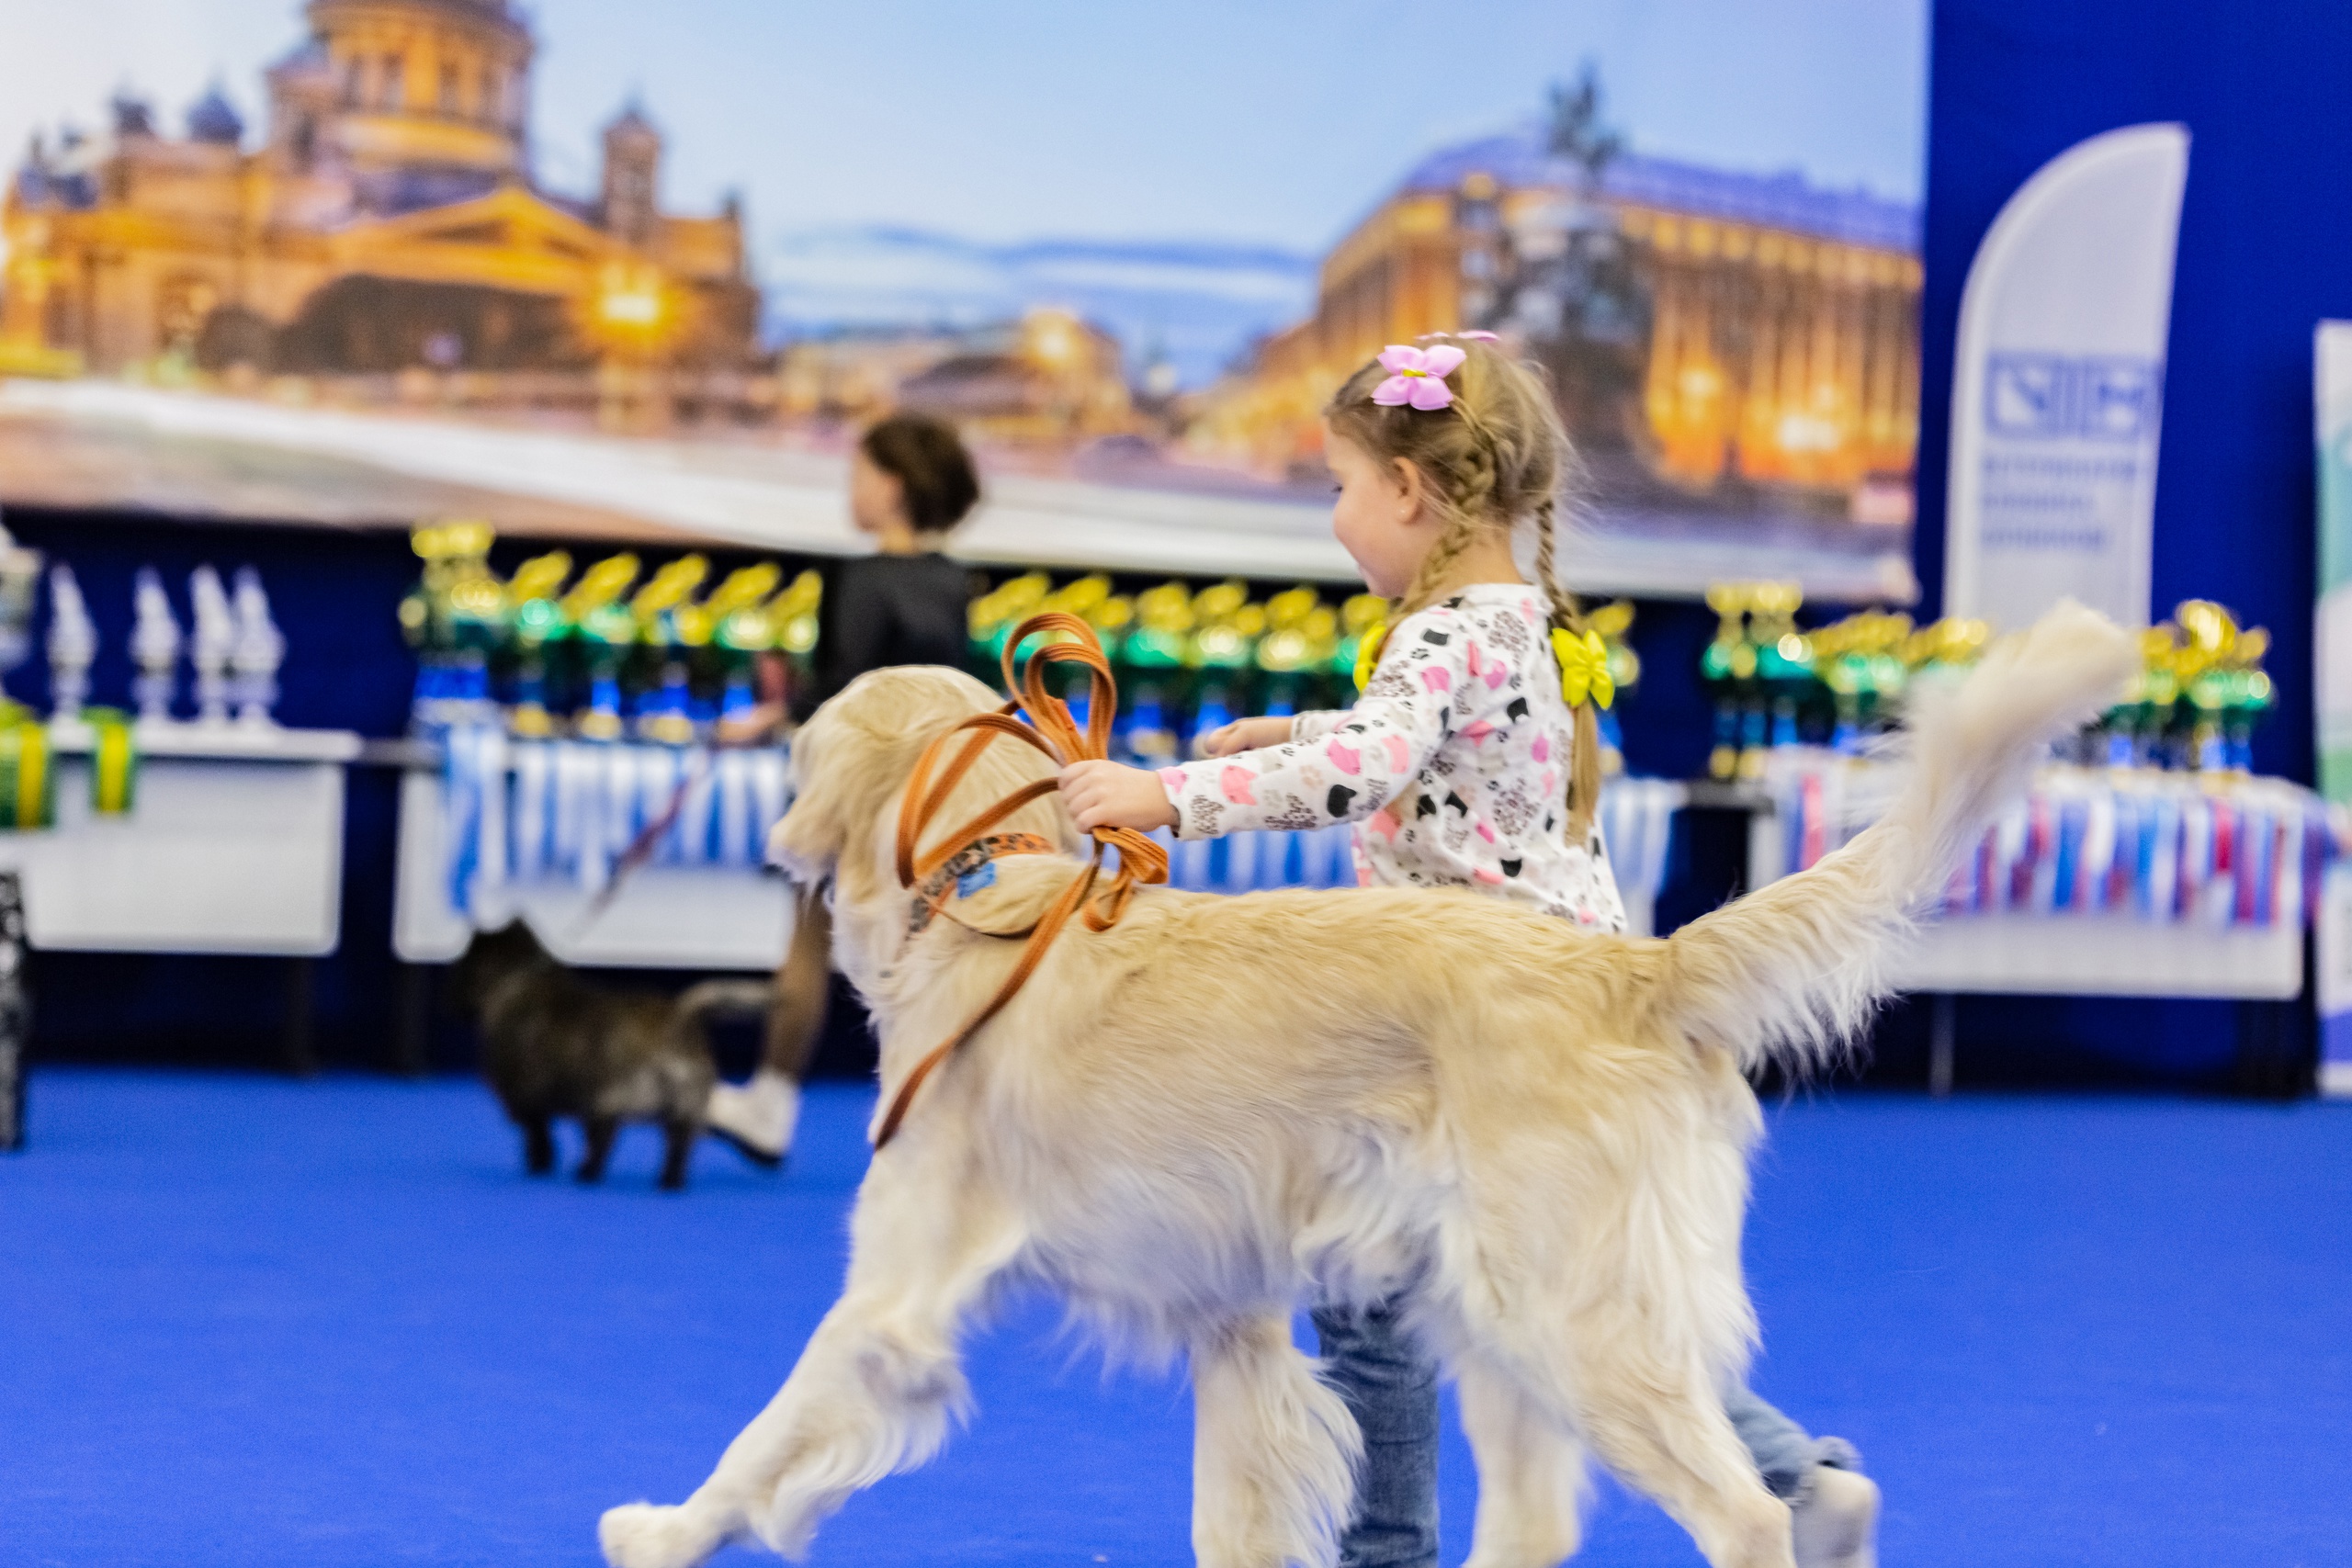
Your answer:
[705,412,982,1165]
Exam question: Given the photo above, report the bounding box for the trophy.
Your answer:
[1589,599,1642,776]
[1749,582,1813,762]
[45,565,96,721]
[626,556,708,746]
[1253,585,1324,723]
[130,568,183,724]
[230,568,285,727]
[679,562,781,735]
[561,554,642,741]
[405,522,504,735]
[502,551,574,739]
[189,566,236,725]
[1699,585,1755,781]
[0,512,40,697]
[967,570,1050,671]
[1113,581,1191,766]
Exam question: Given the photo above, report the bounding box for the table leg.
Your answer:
[392,962,434,1078]
[1928,992,1957,1099]
[0,873,25,1151]
[282,958,318,1077]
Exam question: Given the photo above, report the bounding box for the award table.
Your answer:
[0,718,360,1083]
[390,735,1691,978]
[1741,758,2313,1092]
[390,736,794,969]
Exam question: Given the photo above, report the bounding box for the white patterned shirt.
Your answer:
[1159,584,1626,930]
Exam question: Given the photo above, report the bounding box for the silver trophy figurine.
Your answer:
[188,566,235,726]
[0,510,42,698]
[130,568,183,724]
[45,564,96,721]
[230,567,284,728]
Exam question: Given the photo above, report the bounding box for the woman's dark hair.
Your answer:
[859,412,981,536]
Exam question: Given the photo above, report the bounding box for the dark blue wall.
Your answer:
[1911,0,2352,1088]
[1918,1,2352,786]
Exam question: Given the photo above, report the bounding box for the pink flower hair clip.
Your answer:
[1371,343,1466,411]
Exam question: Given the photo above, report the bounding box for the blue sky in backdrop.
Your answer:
[1,0,1928,381]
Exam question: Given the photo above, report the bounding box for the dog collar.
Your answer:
[907,830,1060,937]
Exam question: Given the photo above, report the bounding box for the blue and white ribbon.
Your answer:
[439,733,797,908]
[1759,747,2340,931]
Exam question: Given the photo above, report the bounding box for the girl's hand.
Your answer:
[1193,715,1294,758]
[1058,760,1180,834]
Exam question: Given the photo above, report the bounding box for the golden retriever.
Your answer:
[600,602,2135,1568]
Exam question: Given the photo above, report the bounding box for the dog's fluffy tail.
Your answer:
[1654,600,2139,1077]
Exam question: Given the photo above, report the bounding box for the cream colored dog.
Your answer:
[601,603,2135,1568]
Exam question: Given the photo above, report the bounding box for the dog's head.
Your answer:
[769,664,1082,912]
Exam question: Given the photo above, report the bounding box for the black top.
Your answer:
[796,552,975,721]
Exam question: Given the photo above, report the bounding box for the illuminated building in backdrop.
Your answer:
[1205,132,1921,522]
[779,309,1133,443]
[1,0,757,393]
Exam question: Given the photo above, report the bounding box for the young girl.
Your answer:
[706,412,982,1167]
[1058,339,1880,1568]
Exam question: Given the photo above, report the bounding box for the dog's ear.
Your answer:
[769,666,1007,903]
[768,716,845,887]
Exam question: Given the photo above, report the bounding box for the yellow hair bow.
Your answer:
[1552,626,1614,710]
[1352,622,1388,692]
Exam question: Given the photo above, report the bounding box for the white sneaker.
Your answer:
[705,1069,799,1168]
[1792,1463,1879,1568]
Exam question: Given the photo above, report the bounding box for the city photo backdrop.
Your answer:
[0,0,1928,593]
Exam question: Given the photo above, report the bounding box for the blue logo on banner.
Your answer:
[1985,355,2165,442]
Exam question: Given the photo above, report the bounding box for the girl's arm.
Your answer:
[1194,716,1295,757]
[1151,615,1472,839]
[1194,709,1351,759]
[1059,707,1348,832]
[1286,709,1350,743]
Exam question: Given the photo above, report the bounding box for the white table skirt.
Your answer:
[0,722,355,955]
[392,768,791,971]
[1745,802,2304,999]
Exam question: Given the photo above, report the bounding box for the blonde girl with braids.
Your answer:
[1059,335,1881,1568]
[1065,339,1625,924]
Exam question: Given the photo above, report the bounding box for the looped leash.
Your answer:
[873,613,1170,1149]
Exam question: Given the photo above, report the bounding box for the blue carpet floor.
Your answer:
[3,1070,2348,1567]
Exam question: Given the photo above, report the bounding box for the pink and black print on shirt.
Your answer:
[1159,583,1626,931]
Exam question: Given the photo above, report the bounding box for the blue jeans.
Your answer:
[1313,1301,1857,1568]
[1312,1301,1439,1568]
[1726,1380,1860,1502]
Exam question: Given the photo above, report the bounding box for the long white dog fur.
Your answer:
[600,601,2137,1568]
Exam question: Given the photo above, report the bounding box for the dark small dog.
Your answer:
[453,920,768,1190]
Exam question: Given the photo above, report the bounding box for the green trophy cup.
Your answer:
[503,550,574,739]
[561,554,643,741]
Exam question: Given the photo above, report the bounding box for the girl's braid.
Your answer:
[1532,495,1604,846]
[1390,507,1481,622]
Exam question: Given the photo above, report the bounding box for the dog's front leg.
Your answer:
[1190,1314,1362,1568]
[600,1126,1023,1568]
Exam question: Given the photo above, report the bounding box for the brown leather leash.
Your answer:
[872,612,1170,1149]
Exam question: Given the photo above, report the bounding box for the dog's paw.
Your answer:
[599,1502,719,1568]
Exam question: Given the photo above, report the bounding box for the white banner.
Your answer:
[2316,323,2352,803]
[1944,124,2189,632]
[2315,325,2352,1094]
